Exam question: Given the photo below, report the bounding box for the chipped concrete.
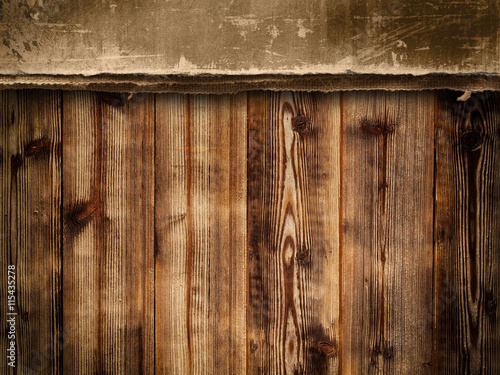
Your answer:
[0,0,499,75]
[296,20,312,39]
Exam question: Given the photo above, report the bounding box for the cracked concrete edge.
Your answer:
[1,73,500,94]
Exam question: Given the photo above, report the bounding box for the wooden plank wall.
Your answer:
[1,90,499,374]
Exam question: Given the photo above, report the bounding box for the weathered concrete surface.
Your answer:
[1,0,499,75]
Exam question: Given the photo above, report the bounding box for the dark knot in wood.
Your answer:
[382,348,394,359]
[292,115,309,134]
[101,92,127,107]
[11,153,23,175]
[249,340,258,353]
[360,117,395,135]
[318,342,336,356]
[295,247,309,263]
[296,252,306,262]
[486,297,497,317]
[461,130,482,151]
[24,136,51,157]
[65,200,98,237]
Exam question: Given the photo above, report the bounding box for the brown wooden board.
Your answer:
[433,91,500,373]
[0,90,62,374]
[154,93,247,374]
[340,92,435,374]
[247,92,341,374]
[62,91,155,374]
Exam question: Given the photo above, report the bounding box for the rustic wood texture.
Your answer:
[247,92,341,374]
[340,92,435,374]
[155,93,247,374]
[1,89,500,374]
[433,91,500,374]
[0,90,62,374]
[62,91,155,374]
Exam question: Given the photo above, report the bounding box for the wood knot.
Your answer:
[250,340,258,353]
[65,200,98,237]
[292,115,310,134]
[486,297,497,317]
[461,130,482,151]
[101,92,127,107]
[318,342,336,356]
[382,348,394,359]
[360,117,395,135]
[371,344,393,361]
[423,362,432,367]
[11,153,23,174]
[24,137,51,157]
[295,247,309,263]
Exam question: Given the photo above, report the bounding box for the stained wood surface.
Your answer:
[1,89,500,374]
[1,90,62,374]
[155,93,247,374]
[433,92,500,374]
[62,91,155,374]
[247,92,341,374]
[341,92,435,374]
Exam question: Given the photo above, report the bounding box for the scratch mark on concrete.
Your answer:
[225,15,261,38]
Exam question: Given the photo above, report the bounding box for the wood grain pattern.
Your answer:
[1,89,500,374]
[433,91,500,373]
[155,93,247,374]
[62,92,154,374]
[247,92,341,374]
[340,92,435,374]
[0,90,62,374]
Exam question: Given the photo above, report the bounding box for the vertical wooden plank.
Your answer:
[0,90,62,374]
[340,91,435,374]
[62,92,154,374]
[155,94,189,374]
[155,93,247,374]
[433,91,500,373]
[247,92,341,374]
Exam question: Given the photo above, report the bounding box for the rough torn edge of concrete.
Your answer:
[1,73,500,94]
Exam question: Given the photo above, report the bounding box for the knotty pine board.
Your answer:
[1,90,62,373]
[341,92,435,374]
[433,92,500,374]
[247,92,341,374]
[0,90,499,374]
[62,91,155,374]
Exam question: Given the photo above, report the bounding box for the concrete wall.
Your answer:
[1,0,499,75]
